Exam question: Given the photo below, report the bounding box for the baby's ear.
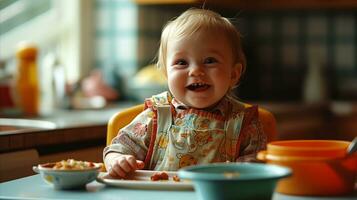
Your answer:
[230,63,242,86]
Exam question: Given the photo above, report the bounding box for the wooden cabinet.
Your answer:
[0,146,104,183]
[134,0,197,4]
[134,0,357,9]
[261,102,357,141]
[261,103,330,140]
[0,125,106,182]
[0,149,39,182]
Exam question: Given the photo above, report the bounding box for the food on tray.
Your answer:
[172,175,180,182]
[97,170,192,190]
[41,159,96,170]
[150,171,169,181]
[149,171,182,182]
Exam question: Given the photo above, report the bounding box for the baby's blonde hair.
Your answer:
[157,8,246,76]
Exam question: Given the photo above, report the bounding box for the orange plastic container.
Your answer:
[257,140,357,196]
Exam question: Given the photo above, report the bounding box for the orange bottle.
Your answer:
[15,43,40,116]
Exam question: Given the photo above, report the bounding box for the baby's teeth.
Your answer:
[192,83,204,87]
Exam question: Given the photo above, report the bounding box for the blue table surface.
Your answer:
[0,175,356,200]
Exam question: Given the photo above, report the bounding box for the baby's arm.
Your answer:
[103,108,154,178]
[104,152,144,178]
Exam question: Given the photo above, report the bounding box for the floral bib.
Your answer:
[146,92,244,171]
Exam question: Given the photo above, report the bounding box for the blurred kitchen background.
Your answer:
[0,0,357,181]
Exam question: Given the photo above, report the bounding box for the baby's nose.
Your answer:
[189,64,205,76]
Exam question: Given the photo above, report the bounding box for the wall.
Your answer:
[94,1,357,101]
[237,10,357,101]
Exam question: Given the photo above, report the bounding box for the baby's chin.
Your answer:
[185,99,221,110]
[172,91,222,109]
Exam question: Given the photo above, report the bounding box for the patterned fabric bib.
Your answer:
[146,92,244,171]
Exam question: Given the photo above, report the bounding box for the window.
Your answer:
[0,0,93,82]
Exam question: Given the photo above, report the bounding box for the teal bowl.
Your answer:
[178,163,291,200]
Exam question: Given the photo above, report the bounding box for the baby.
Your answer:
[104,8,267,178]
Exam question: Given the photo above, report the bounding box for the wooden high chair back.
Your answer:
[106,104,277,146]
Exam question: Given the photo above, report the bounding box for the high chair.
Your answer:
[107,104,277,146]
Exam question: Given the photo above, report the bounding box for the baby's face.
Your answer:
[166,28,241,109]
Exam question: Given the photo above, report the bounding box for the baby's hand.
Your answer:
[108,155,145,178]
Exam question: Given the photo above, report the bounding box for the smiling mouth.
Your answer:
[186,82,210,91]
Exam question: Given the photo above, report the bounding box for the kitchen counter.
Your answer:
[1,101,356,153]
[0,102,136,153]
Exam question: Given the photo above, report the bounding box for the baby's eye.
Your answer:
[175,59,187,66]
[204,57,218,64]
[172,59,188,68]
